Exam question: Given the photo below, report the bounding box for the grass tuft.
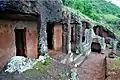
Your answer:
[23,57,52,76]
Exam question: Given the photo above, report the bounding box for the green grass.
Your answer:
[112,57,120,69]
[115,57,120,67]
[33,57,51,72]
[23,57,52,76]
[110,57,120,71]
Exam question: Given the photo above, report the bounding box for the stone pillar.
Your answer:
[84,28,93,56]
[37,17,48,57]
[98,37,106,50]
[61,11,73,63]
[85,28,92,44]
[62,11,72,54]
[113,39,118,53]
[62,23,67,54]
[66,13,71,54]
[75,19,82,54]
[89,27,93,48]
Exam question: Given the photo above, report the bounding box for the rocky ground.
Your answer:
[46,51,109,80]
[0,59,71,80]
[0,50,120,80]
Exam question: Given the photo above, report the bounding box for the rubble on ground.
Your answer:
[5,56,47,73]
[0,56,72,80]
[70,68,79,80]
[108,52,117,58]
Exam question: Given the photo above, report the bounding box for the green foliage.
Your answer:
[117,41,120,51]
[62,0,120,19]
[33,57,51,72]
[116,31,120,36]
[114,57,120,67]
[62,0,74,7]
[62,0,120,36]
[110,57,120,71]
[23,57,52,76]
[74,0,93,17]
[63,0,94,18]
[117,14,120,18]
[63,6,96,23]
[103,14,119,24]
[91,0,120,17]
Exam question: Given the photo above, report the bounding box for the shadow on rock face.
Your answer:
[108,52,117,58]
[91,42,101,53]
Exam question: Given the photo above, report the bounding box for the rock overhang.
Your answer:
[0,0,62,22]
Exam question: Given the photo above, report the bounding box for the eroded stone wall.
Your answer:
[0,20,38,69]
[0,20,15,69]
[36,0,62,56]
[0,0,62,56]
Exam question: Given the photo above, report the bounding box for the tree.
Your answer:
[62,0,94,18]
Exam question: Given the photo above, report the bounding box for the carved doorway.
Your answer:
[47,22,62,57]
[15,29,27,57]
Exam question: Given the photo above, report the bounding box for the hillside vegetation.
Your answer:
[62,0,120,36]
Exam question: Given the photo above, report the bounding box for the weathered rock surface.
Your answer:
[5,56,35,73]
[0,58,72,80]
[0,0,62,21]
[0,0,62,56]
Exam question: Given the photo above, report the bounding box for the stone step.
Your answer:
[73,55,87,67]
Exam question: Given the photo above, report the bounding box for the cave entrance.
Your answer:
[47,22,62,56]
[15,29,27,57]
[91,38,101,53]
[47,22,54,50]
[71,26,76,52]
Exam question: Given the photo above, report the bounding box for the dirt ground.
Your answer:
[0,50,116,80]
[106,58,120,80]
[77,53,106,80]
